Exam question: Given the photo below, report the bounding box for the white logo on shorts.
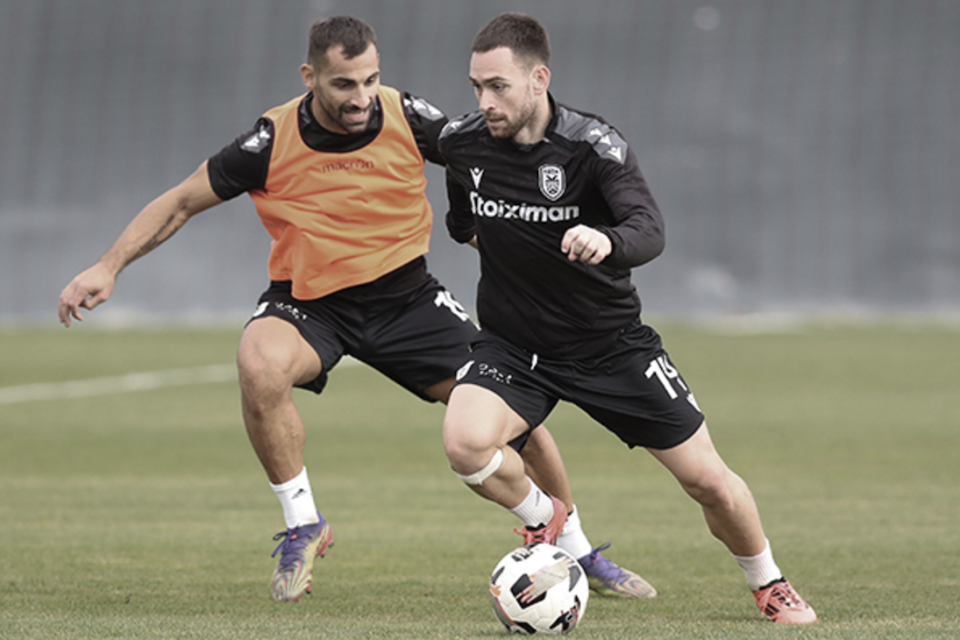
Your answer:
[478,363,512,385]
[456,360,475,381]
[434,290,472,323]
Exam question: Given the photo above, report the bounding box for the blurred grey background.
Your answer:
[1,0,957,324]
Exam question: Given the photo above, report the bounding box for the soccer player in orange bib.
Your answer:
[58,16,653,603]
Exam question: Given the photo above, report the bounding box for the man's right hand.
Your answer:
[58,262,117,327]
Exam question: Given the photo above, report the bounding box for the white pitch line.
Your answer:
[0,364,237,405]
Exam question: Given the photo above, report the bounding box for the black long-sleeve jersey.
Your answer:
[207,91,448,200]
[439,95,665,360]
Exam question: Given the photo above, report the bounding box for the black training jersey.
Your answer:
[207,91,448,201]
[439,95,664,360]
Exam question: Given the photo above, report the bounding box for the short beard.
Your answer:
[316,94,370,134]
[488,98,537,140]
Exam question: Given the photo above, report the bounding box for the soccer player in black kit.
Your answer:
[440,13,817,624]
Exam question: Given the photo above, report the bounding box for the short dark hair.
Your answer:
[472,13,550,68]
[307,16,377,67]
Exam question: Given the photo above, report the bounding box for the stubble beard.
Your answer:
[487,98,537,140]
[316,93,371,134]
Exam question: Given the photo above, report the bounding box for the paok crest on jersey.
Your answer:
[538,164,566,201]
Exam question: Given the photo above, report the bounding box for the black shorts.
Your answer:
[453,318,705,450]
[249,257,478,401]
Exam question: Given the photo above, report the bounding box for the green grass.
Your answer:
[1,321,959,639]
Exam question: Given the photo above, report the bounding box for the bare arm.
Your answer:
[58,162,223,326]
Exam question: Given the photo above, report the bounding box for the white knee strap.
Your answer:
[455,448,504,486]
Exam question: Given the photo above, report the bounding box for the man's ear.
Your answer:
[300,63,316,91]
[531,64,551,95]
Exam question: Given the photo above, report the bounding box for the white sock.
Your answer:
[733,539,783,591]
[556,505,593,559]
[270,467,320,529]
[508,479,556,528]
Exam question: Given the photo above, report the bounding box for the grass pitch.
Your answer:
[1,321,958,639]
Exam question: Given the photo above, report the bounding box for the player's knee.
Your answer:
[442,416,498,475]
[237,342,284,390]
[443,384,520,476]
[679,464,736,510]
[237,354,296,422]
[454,448,505,486]
[238,321,318,394]
[443,429,487,474]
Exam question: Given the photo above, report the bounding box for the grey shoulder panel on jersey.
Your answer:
[403,94,446,121]
[553,105,628,165]
[439,110,487,143]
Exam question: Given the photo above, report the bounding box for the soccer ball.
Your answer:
[489,543,589,635]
